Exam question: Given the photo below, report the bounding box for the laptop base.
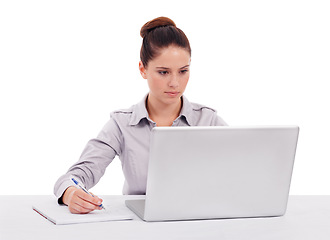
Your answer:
[125,199,146,220]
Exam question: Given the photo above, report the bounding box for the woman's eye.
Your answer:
[159,71,168,75]
[180,69,188,74]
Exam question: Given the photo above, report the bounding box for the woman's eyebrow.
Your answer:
[180,65,190,69]
[156,65,190,69]
[156,67,170,69]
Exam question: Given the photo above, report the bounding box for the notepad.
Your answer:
[32,198,134,225]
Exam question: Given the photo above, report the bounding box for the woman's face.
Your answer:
[139,45,191,105]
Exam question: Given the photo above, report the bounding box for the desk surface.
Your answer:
[1,195,329,240]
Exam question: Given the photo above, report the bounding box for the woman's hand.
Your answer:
[62,186,103,214]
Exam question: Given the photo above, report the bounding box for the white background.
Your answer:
[1,0,329,195]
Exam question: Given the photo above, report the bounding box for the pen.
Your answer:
[71,177,106,210]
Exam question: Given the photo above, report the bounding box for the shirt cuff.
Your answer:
[54,178,75,202]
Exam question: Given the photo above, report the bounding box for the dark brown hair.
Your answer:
[140,17,191,67]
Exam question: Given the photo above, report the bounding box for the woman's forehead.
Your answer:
[149,46,191,68]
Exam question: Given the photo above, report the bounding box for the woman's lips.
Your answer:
[165,91,180,97]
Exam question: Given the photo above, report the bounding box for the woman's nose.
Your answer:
[168,74,179,88]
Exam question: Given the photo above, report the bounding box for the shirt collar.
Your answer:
[178,95,194,126]
[129,94,195,126]
[129,94,150,126]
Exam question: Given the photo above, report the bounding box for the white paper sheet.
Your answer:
[32,199,134,225]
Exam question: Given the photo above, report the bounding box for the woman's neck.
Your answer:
[146,94,182,126]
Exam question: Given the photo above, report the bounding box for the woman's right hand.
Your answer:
[62,186,103,214]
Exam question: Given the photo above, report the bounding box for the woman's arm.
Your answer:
[54,117,122,211]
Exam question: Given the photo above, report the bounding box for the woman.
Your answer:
[54,17,227,214]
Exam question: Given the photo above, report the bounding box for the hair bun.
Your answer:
[140,16,176,38]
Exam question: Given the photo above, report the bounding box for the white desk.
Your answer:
[1,195,329,240]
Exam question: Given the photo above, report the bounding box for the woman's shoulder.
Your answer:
[183,96,227,126]
[183,96,217,114]
[190,102,217,113]
[109,97,148,126]
[110,105,135,124]
[111,106,134,116]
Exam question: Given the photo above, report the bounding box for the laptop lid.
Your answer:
[128,126,299,221]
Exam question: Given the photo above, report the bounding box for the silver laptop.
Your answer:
[125,126,299,222]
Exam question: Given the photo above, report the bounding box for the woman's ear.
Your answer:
[139,61,147,79]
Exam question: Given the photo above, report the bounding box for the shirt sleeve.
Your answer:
[53,117,122,201]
